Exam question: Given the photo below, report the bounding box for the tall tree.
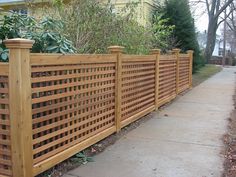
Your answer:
[157,0,202,71]
[197,0,234,62]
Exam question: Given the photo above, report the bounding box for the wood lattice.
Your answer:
[179,55,190,92]
[121,60,156,121]
[31,63,116,164]
[158,55,177,106]
[0,74,12,177]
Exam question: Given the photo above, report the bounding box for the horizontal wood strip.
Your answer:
[0,64,9,76]
[32,90,114,114]
[30,54,116,65]
[122,55,156,61]
[122,93,155,108]
[33,108,115,144]
[122,85,155,100]
[122,88,155,101]
[32,77,114,93]
[32,83,115,104]
[33,126,116,167]
[122,75,155,85]
[33,113,114,154]
[122,66,155,72]
[122,70,155,79]
[122,97,155,114]
[31,63,115,72]
[33,98,114,124]
[33,104,114,134]
[0,168,12,176]
[122,102,154,120]
[32,70,115,83]
[0,159,11,166]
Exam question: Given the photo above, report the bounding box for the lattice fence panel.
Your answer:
[179,55,190,92]
[121,61,156,121]
[158,56,177,106]
[0,73,12,177]
[31,63,116,164]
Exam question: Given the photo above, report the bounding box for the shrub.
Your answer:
[45,0,153,54]
[0,11,76,62]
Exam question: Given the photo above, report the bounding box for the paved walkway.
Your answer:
[64,67,235,177]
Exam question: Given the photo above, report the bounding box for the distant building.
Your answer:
[0,0,157,26]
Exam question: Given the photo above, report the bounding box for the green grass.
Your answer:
[192,64,222,87]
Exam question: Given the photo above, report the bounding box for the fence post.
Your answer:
[172,49,180,94]
[108,46,124,132]
[150,49,161,110]
[4,38,34,177]
[187,50,194,88]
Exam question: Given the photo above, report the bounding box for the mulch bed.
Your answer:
[223,93,236,177]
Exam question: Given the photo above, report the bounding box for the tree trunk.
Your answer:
[204,17,218,63]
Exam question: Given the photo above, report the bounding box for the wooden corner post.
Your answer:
[150,49,161,110]
[4,38,34,177]
[187,50,194,88]
[108,46,124,133]
[172,49,180,94]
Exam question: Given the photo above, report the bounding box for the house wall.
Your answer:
[101,0,155,26]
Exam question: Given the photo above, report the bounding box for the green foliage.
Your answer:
[0,11,76,61]
[156,0,204,71]
[71,152,94,165]
[46,0,153,54]
[152,14,175,51]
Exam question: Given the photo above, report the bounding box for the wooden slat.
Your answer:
[30,54,116,65]
[33,126,116,175]
[0,64,9,76]
[122,55,156,61]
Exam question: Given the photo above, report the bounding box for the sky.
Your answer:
[190,1,209,32]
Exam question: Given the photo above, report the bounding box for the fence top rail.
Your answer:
[30,53,117,66]
[0,63,9,76]
[122,54,156,62]
[179,54,190,58]
[159,54,176,61]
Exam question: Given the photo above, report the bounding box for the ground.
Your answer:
[223,88,236,177]
[192,64,222,87]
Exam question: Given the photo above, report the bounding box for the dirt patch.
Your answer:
[223,93,236,177]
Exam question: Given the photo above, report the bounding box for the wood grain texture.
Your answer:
[0,44,193,177]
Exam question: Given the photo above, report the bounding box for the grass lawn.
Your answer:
[192,64,222,87]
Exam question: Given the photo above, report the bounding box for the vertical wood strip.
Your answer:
[187,50,194,88]
[108,46,124,132]
[172,49,180,94]
[4,38,34,177]
[150,49,161,110]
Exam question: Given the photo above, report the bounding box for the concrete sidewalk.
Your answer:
[64,67,235,177]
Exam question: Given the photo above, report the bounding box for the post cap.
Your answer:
[107,46,124,53]
[172,48,181,54]
[187,50,194,54]
[150,49,161,55]
[4,38,34,49]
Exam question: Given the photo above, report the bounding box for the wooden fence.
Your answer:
[0,38,193,177]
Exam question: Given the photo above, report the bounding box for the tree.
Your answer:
[156,0,203,71]
[192,0,234,62]
[225,2,236,53]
